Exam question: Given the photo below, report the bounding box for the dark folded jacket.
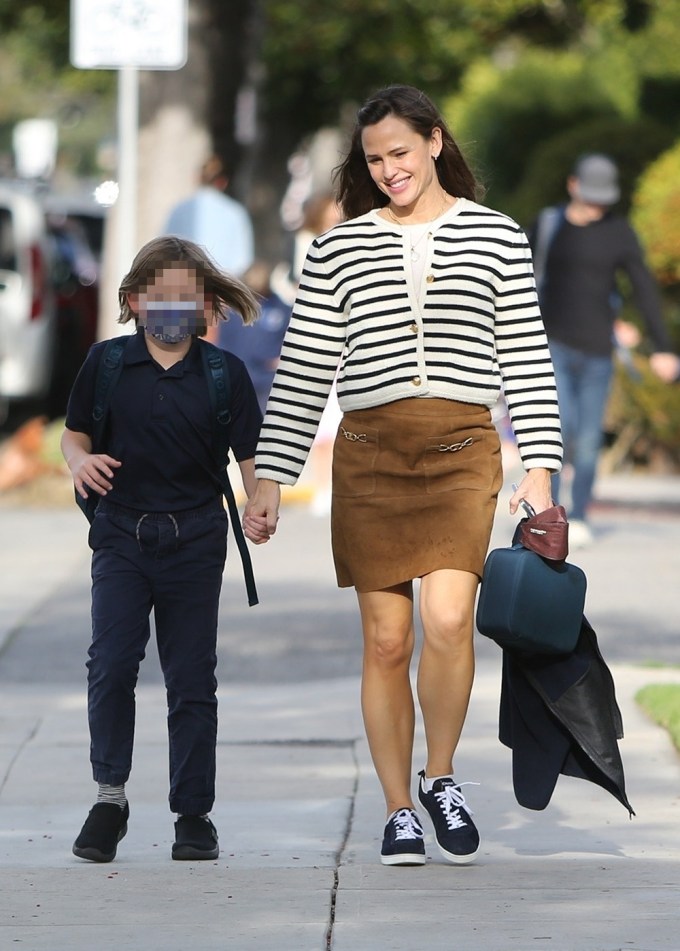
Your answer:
[499,617,634,816]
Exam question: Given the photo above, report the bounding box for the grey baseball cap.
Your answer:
[572,153,620,205]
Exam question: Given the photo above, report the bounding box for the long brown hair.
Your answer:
[118,235,259,326]
[335,84,482,221]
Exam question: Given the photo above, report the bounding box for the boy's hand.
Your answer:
[68,451,122,500]
[243,479,281,544]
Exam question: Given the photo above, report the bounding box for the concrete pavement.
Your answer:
[1,471,680,950]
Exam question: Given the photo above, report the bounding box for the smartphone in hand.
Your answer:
[512,482,537,518]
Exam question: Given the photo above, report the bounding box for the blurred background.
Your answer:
[1,0,679,488]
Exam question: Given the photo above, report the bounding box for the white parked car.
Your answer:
[0,183,56,422]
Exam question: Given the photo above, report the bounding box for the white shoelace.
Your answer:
[434,782,478,831]
[390,808,423,840]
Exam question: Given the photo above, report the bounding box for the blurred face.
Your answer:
[362,115,442,212]
[128,263,213,344]
[564,177,609,224]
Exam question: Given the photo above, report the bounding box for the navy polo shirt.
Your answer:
[65,329,262,512]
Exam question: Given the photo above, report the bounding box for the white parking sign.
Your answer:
[70,0,188,70]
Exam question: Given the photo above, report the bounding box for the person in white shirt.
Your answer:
[164,155,254,279]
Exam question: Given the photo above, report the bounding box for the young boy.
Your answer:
[61,236,261,862]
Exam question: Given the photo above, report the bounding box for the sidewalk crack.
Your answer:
[325,738,359,951]
[0,717,42,796]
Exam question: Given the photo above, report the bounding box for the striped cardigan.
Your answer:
[255,199,562,484]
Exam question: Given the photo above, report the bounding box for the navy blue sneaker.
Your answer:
[380,808,426,866]
[418,771,480,864]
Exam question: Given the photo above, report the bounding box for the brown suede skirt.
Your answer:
[330,398,503,592]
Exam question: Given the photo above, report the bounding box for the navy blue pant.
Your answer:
[549,340,614,521]
[87,498,227,815]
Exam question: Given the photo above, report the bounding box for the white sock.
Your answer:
[421,773,454,793]
[97,783,127,808]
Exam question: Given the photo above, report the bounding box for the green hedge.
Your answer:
[632,140,680,287]
[605,356,680,471]
[507,116,675,225]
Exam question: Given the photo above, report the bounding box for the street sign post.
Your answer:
[71,0,188,70]
[70,0,188,320]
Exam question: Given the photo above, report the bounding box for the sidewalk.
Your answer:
[1,473,679,950]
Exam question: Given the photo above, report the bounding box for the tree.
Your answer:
[0,1,114,177]
[632,141,680,288]
[2,0,679,258]
[259,0,655,148]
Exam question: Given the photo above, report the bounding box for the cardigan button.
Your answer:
[426,274,435,283]
[410,323,418,334]
[411,376,421,386]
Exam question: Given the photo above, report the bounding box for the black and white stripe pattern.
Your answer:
[256,199,562,483]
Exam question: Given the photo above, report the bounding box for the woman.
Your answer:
[244,85,562,866]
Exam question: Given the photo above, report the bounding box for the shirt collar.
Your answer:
[124,327,202,375]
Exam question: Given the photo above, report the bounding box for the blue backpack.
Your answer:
[75,336,258,606]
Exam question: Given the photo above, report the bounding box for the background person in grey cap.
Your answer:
[530,152,679,548]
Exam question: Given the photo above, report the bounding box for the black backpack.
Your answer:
[75,336,258,606]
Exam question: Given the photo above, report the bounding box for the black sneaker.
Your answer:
[418,771,480,864]
[72,801,129,863]
[380,808,426,866]
[172,815,219,861]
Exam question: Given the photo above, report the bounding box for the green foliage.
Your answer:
[507,116,675,225]
[624,0,680,79]
[0,1,70,64]
[0,2,114,177]
[607,356,680,469]
[601,133,680,474]
[260,0,638,145]
[262,0,466,137]
[441,2,680,220]
[636,683,680,753]
[1,0,680,205]
[444,48,638,215]
[631,141,680,286]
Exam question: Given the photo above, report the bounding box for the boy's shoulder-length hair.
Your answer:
[118,235,259,326]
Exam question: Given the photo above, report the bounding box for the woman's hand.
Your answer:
[243,478,281,544]
[509,468,553,516]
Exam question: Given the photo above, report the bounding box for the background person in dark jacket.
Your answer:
[530,153,679,548]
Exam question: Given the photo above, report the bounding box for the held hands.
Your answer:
[243,478,281,545]
[67,450,122,500]
[509,468,553,517]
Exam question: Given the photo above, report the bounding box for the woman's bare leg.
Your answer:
[357,583,416,816]
[416,569,479,778]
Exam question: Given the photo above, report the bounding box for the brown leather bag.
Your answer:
[518,504,569,561]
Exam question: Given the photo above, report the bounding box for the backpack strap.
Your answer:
[199,339,259,607]
[532,206,565,299]
[76,336,127,524]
